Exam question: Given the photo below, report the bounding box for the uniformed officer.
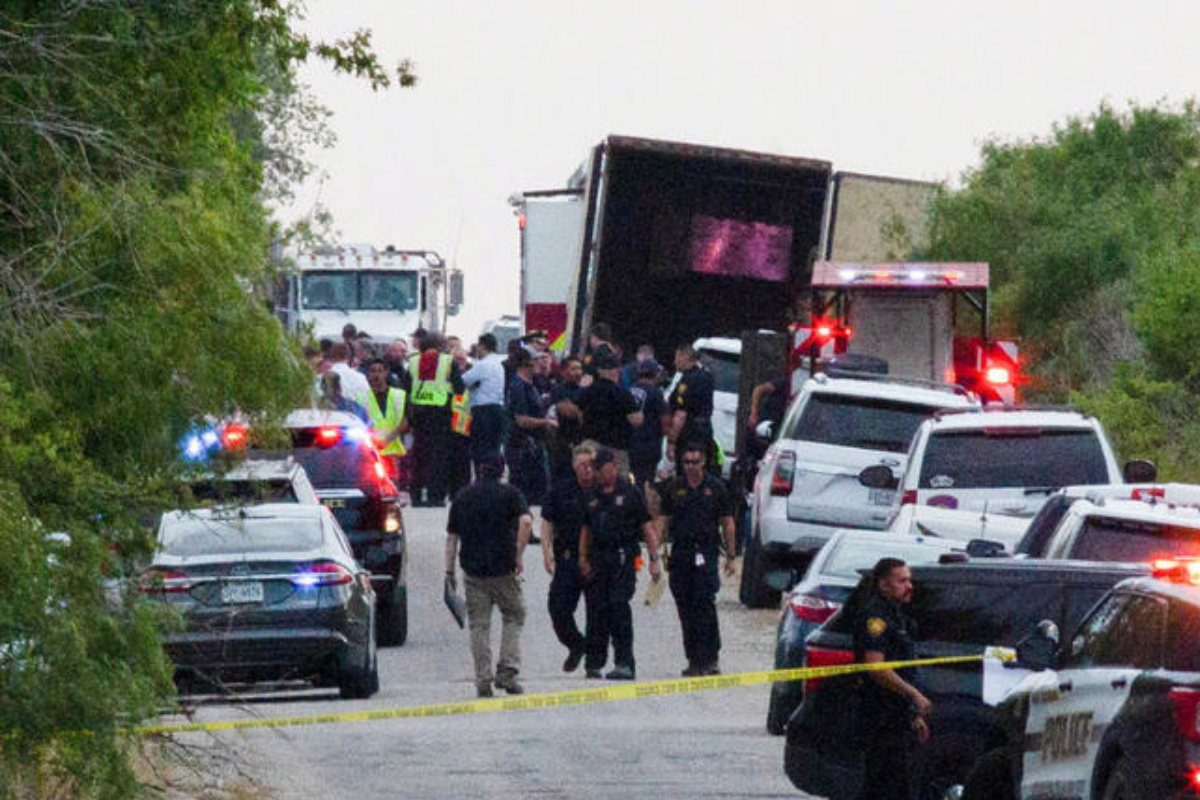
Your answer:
[578,446,662,680]
[853,557,931,800]
[539,442,597,672]
[356,358,408,479]
[407,332,465,507]
[655,442,737,676]
[667,344,716,474]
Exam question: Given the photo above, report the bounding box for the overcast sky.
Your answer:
[284,1,1200,339]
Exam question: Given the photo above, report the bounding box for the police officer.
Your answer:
[667,344,716,474]
[578,446,662,680]
[407,332,465,507]
[853,557,931,800]
[356,358,408,479]
[539,442,596,672]
[655,441,737,676]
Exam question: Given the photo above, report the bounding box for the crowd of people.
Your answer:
[304,321,742,698]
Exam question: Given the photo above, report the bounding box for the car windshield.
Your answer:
[188,479,298,504]
[1071,516,1200,562]
[821,539,955,580]
[918,428,1109,489]
[784,393,937,453]
[301,270,418,312]
[699,349,740,394]
[161,514,323,556]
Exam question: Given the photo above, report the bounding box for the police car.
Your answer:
[963,558,1200,800]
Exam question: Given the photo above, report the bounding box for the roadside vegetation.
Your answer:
[924,101,1200,480]
[0,2,410,796]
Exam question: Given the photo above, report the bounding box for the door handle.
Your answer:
[1110,678,1128,689]
[1058,681,1073,692]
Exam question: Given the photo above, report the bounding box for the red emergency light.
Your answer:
[316,425,343,447]
[985,366,1012,386]
[221,423,249,450]
[812,261,989,289]
[1152,557,1200,585]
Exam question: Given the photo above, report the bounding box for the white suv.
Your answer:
[880,408,1129,550]
[740,373,977,607]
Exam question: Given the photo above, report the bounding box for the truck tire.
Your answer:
[377,582,408,647]
[739,532,780,609]
[1100,756,1134,800]
[961,748,1012,800]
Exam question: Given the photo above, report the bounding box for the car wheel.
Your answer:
[1100,756,1134,800]
[739,531,780,609]
[377,581,408,647]
[340,626,379,700]
[766,683,793,735]
[961,748,1012,800]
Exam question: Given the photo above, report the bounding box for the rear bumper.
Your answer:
[345,527,404,580]
[164,628,352,680]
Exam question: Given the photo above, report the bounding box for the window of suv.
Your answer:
[698,350,739,394]
[1165,600,1200,672]
[290,435,377,491]
[1070,516,1200,562]
[918,428,1108,489]
[783,393,936,454]
[1069,592,1165,669]
[910,580,1064,646]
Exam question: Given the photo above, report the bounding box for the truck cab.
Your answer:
[282,244,461,343]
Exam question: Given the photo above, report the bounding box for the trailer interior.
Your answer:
[584,138,831,364]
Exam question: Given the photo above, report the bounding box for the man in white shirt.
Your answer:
[461,333,506,466]
[324,342,370,403]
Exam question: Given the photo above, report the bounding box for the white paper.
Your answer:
[982,646,1027,706]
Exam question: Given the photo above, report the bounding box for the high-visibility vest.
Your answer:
[357,388,407,457]
[451,391,472,436]
[408,352,453,407]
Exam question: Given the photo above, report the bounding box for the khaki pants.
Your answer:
[464,573,525,689]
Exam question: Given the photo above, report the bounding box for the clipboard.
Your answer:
[444,579,466,628]
[643,576,666,608]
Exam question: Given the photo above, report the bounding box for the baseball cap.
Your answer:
[637,357,663,377]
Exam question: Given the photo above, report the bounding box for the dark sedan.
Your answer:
[142,503,378,699]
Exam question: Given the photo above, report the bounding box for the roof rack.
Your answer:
[932,403,1089,420]
[812,369,973,397]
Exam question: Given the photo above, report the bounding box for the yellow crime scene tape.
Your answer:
[136,652,1007,736]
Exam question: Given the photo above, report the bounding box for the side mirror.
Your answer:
[859,464,898,490]
[1123,459,1157,484]
[1014,619,1059,671]
[966,539,1009,558]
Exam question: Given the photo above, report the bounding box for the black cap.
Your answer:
[593,446,616,469]
[637,357,663,377]
[592,347,620,371]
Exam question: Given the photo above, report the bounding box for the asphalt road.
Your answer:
[170,506,808,799]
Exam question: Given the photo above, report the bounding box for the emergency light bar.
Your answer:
[812,262,989,290]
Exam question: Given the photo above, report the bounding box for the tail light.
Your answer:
[221,423,249,449]
[771,451,796,496]
[292,562,354,587]
[985,366,1011,386]
[804,645,856,692]
[139,569,192,594]
[902,490,918,505]
[1133,487,1165,501]
[1170,688,1200,741]
[316,426,342,447]
[383,504,402,534]
[790,594,841,624]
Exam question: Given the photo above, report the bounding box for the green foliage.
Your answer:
[0,1,413,794]
[926,100,1200,466]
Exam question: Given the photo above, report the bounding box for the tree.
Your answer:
[0,2,414,795]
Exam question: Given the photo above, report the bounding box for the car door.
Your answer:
[1019,592,1164,799]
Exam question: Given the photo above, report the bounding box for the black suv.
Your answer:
[964,559,1200,800]
[784,559,1148,800]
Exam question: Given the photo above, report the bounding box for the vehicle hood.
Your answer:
[303,310,421,342]
[889,504,1030,551]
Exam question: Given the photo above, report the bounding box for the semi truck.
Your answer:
[278,243,463,343]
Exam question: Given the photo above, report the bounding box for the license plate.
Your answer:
[221,581,264,605]
[323,499,346,509]
[869,489,895,506]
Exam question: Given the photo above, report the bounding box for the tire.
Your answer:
[961,748,1012,800]
[377,582,408,647]
[739,531,781,609]
[766,684,794,735]
[339,627,379,700]
[1100,756,1134,800]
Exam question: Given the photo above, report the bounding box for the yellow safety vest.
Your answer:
[357,388,407,457]
[408,352,453,407]
[451,391,472,436]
